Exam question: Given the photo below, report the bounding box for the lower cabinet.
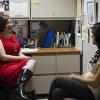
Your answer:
[34,75,55,94]
[57,54,80,73]
[32,54,80,94]
[33,55,56,74]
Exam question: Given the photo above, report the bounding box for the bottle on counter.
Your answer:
[56,31,60,47]
[64,33,71,47]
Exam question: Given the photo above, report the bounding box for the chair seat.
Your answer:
[0,82,18,100]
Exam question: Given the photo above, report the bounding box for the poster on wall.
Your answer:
[87,1,96,25]
[9,0,28,18]
[3,0,9,11]
[32,0,40,4]
[82,25,89,41]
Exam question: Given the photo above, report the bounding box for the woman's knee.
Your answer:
[24,59,37,71]
[54,77,66,83]
[29,59,36,66]
[51,77,64,87]
[27,59,36,67]
[31,59,36,70]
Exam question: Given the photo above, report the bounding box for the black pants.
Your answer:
[48,76,96,100]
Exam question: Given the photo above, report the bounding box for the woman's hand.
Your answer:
[69,73,83,80]
[70,74,80,80]
[69,73,97,87]
[20,55,31,60]
[19,53,31,60]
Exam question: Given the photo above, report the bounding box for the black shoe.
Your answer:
[26,90,37,100]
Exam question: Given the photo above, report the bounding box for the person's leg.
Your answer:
[25,78,37,100]
[48,76,96,100]
[18,59,36,100]
[23,59,36,73]
[53,88,67,100]
[48,77,67,100]
[23,59,36,91]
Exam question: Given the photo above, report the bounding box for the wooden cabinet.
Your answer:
[56,54,80,73]
[30,48,80,94]
[31,0,77,19]
[21,48,81,94]
[32,55,56,94]
[34,75,55,94]
[8,0,76,20]
[33,55,56,74]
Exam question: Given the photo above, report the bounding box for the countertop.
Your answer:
[20,47,81,55]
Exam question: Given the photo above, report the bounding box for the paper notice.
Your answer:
[9,1,28,17]
[32,0,40,4]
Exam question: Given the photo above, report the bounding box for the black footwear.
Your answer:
[26,90,37,100]
[18,69,33,100]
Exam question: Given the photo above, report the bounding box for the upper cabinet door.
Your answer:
[31,0,76,20]
[9,0,30,20]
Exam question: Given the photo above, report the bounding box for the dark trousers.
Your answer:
[48,76,96,100]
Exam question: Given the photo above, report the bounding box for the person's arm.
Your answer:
[70,67,100,87]
[0,40,29,62]
[19,52,27,57]
[19,52,31,59]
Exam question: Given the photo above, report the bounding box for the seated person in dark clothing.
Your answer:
[48,22,100,100]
